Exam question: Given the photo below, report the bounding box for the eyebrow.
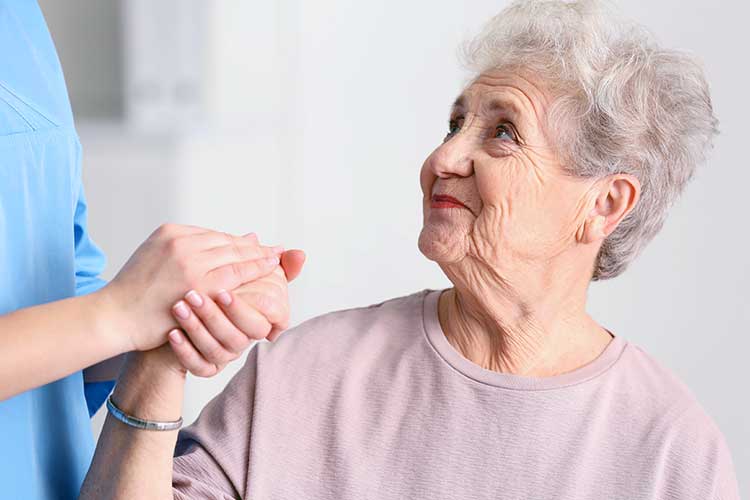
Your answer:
[450,95,522,122]
[485,98,522,120]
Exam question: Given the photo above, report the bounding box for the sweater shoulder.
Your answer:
[255,289,433,366]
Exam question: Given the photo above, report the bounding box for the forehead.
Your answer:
[451,70,550,121]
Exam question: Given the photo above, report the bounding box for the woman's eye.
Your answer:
[495,124,516,141]
[445,119,461,140]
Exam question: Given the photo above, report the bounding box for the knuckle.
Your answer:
[227,332,249,353]
[157,223,180,240]
[206,267,229,289]
[268,302,285,323]
[230,261,256,284]
[230,261,244,280]
[179,313,199,331]
[227,234,243,259]
[155,223,172,237]
[204,345,226,364]
[265,275,285,293]
[261,322,274,339]
[266,292,289,321]
[265,279,284,297]
[255,292,274,313]
[247,322,271,340]
[167,239,191,267]
[197,305,219,323]
[249,293,277,321]
[225,340,243,355]
[277,306,290,326]
[184,277,201,293]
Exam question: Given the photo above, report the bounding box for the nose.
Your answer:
[428,132,475,180]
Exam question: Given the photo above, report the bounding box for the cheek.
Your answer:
[471,156,579,254]
[474,156,544,225]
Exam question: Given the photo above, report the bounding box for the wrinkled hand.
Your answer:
[238,249,306,341]
[104,224,283,353]
[166,248,306,377]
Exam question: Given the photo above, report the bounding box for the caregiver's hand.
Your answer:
[102,224,283,353]
[166,249,306,376]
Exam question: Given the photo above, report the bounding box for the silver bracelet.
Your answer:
[106,395,183,431]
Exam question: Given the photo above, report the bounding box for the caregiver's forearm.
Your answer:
[81,349,184,500]
[0,288,132,400]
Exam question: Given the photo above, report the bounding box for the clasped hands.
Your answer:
[103,224,304,378]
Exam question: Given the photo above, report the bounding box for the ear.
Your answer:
[580,174,641,245]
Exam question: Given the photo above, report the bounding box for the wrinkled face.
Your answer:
[418,70,598,271]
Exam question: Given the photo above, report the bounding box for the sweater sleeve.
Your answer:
[656,405,740,500]
[710,433,741,500]
[172,347,260,499]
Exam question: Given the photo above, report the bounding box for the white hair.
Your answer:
[463,0,718,280]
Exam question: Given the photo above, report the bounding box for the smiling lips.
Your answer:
[431,194,468,210]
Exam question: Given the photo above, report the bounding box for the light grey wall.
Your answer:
[39,0,123,118]
[40,0,749,495]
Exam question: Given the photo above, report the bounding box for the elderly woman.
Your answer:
[81,1,739,499]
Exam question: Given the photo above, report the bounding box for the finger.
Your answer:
[179,230,257,254]
[167,329,219,378]
[201,243,282,271]
[280,250,306,282]
[234,286,288,326]
[172,299,236,366]
[184,290,252,354]
[266,324,288,343]
[205,255,280,292]
[215,289,274,340]
[199,231,283,254]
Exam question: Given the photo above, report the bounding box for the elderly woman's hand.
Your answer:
[167,249,306,376]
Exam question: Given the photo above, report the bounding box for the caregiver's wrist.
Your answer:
[112,349,186,422]
[89,286,137,356]
[97,281,171,353]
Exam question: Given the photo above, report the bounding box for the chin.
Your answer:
[418,224,466,264]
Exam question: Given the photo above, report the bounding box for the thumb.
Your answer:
[280,250,306,282]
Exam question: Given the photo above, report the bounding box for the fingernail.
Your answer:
[266,256,280,266]
[271,245,284,254]
[217,289,233,306]
[168,329,184,345]
[185,290,203,308]
[173,301,190,320]
[244,232,257,241]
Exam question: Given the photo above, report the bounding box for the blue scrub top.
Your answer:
[0,1,113,498]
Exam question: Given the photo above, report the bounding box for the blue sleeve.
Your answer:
[73,181,107,297]
[72,156,115,415]
[84,381,115,417]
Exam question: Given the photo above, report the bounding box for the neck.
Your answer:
[438,256,612,376]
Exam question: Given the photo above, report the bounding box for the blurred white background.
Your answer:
[40,0,748,495]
